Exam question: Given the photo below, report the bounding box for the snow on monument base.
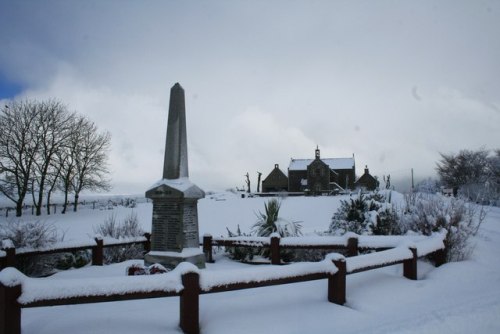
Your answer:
[144,249,206,269]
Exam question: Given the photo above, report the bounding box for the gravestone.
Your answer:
[144,83,205,269]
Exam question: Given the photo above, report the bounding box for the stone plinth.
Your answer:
[144,178,205,269]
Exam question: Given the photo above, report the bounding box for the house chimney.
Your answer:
[364,165,369,175]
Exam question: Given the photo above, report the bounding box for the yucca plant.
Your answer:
[252,199,302,262]
[252,199,302,237]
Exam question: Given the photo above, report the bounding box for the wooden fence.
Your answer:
[202,233,446,265]
[0,234,446,334]
[0,233,151,271]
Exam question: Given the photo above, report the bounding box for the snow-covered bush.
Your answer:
[400,193,485,262]
[95,212,143,238]
[121,198,136,208]
[225,225,257,262]
[415,178,441,194]
[372,203,402,235]
[56,250,91,270]
[329,190,485,263]
[93,212,145,263]
[371,192,402,236]
[0,220,60,248]
[328,191,386,235]
[0,220,64,276]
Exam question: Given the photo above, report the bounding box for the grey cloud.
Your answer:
[1,0,499,193]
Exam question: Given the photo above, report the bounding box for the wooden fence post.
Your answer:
[0,282,22,334]
[329,259,346,305]
[92,238,104,266]
[180,272,200,334]
[203,235,214,263]
[4,247,16,269]
[403,247,417,280]
[347,237,358,257]
[432,248,446,267]
[270,235,281,265]
[143,233,151,254]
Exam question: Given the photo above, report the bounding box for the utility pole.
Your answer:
[411,168,414,192]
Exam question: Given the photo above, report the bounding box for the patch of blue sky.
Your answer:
[0,75,23,99]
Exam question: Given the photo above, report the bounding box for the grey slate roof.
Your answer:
[288,158,355,171]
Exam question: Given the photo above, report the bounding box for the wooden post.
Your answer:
[5,247,16,269]
[329,259,346,305]
[92,238,104,266]
[0,282,22,334]
[180,272,200,334]
[403,247,417,280]
[143,233,151,254]
[203,235,214,263]
[347,237,358,257]
[433,248,446,267]
[270,235,280,265]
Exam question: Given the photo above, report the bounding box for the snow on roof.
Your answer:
[288,157,355,171]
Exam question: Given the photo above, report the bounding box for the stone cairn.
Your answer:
[144,83,205,269]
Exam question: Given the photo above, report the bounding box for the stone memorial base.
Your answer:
[144,248,206,269]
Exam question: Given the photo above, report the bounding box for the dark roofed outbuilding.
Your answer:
[354,166,379,191]
[262,164,289,192]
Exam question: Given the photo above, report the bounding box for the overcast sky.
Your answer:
[1,0,499,194]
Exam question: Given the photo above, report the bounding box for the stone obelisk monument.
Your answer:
[144,83,205,269]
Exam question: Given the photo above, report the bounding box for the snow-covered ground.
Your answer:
[1,192,500,333]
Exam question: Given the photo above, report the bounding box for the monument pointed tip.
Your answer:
[172,82,183,90]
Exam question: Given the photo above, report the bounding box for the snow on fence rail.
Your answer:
[0,234,151,270]
[202,231,447,265]
[0,233,447,334]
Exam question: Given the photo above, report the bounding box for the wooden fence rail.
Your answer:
[0,233,151,271]
[202,234,446,266]
[1,236,445,334]
[202,235,359,264]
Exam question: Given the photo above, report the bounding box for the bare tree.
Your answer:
[30,100,75,216]
[57,116,84,214]
[70,118,111,212]
[487,149,500,200]
[0,101,42,216]
[245,172,251,193]
[383,174,391,190]
[1,99,112,216]
[257,171,262,192]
